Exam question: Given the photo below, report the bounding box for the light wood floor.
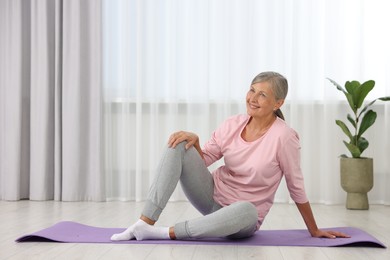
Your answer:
[0,201,389,260]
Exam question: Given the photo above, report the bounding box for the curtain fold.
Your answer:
[30,0,55,200]
[0,0,31,200]
[0,0,104,201]
[61,0,105,201]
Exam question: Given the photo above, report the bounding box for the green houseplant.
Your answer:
[328,78,390,209]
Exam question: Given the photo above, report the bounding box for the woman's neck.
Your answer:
[248,114,276,132]
[242,115,277,141]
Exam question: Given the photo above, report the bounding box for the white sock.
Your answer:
[110,219,145,241]
[133,221,170,240]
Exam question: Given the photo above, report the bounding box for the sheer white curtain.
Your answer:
[103,0,390,204]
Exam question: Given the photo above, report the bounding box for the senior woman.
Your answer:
[111,71,349,241]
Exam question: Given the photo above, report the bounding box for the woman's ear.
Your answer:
[274,99,284,110]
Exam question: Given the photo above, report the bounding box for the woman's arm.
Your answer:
[295,202,350,238]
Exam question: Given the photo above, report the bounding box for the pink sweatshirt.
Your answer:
[202,114,308,228]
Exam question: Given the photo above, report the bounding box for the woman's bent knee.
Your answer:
[234,201,258,221]
[226,202,258,239]
[236,201,258,229]
[173,141,187,149]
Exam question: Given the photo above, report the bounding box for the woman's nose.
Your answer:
[249,93,258,102]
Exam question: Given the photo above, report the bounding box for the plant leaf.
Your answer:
[345,81,360,109]
[327,78,356,112]
[347,114,356,128]
[343,141,361,158]
[345,92,357,113]
[327,78,347,94]
[356,80,375,109]
[359,96,390,119]
[336,120,353,141]
[357,136,369,154]
[358,110,377,138]
[345,81,359,95]
[358,99,377,118]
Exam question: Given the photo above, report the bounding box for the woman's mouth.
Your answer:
[248,103,260,109]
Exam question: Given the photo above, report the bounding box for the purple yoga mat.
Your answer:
[15,221,386,248]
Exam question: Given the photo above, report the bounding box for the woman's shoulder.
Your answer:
[215,114,248,134]
[272,117,299,140]
[223,114,249,124]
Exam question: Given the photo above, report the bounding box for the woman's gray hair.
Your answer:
[251,71,288,120]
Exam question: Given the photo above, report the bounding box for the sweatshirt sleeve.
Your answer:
[202,130,223,167]
[201,119,226,167]
[278,130,308,203]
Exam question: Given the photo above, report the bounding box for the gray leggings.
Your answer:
[142,142,258,239]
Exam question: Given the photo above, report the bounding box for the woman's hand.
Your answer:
[310,229,350,239]
[295,202,350,239]
[168,131,200,150]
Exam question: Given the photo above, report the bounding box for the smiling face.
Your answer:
[246,81,284,119]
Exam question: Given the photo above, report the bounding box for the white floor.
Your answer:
[0,201,388,260]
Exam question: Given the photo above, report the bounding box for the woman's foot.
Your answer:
[110,219,145,241]
[133,222,170,240]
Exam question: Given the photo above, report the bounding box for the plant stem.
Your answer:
[355,111,358,146]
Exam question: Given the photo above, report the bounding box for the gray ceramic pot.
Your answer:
[340,157,373,210]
